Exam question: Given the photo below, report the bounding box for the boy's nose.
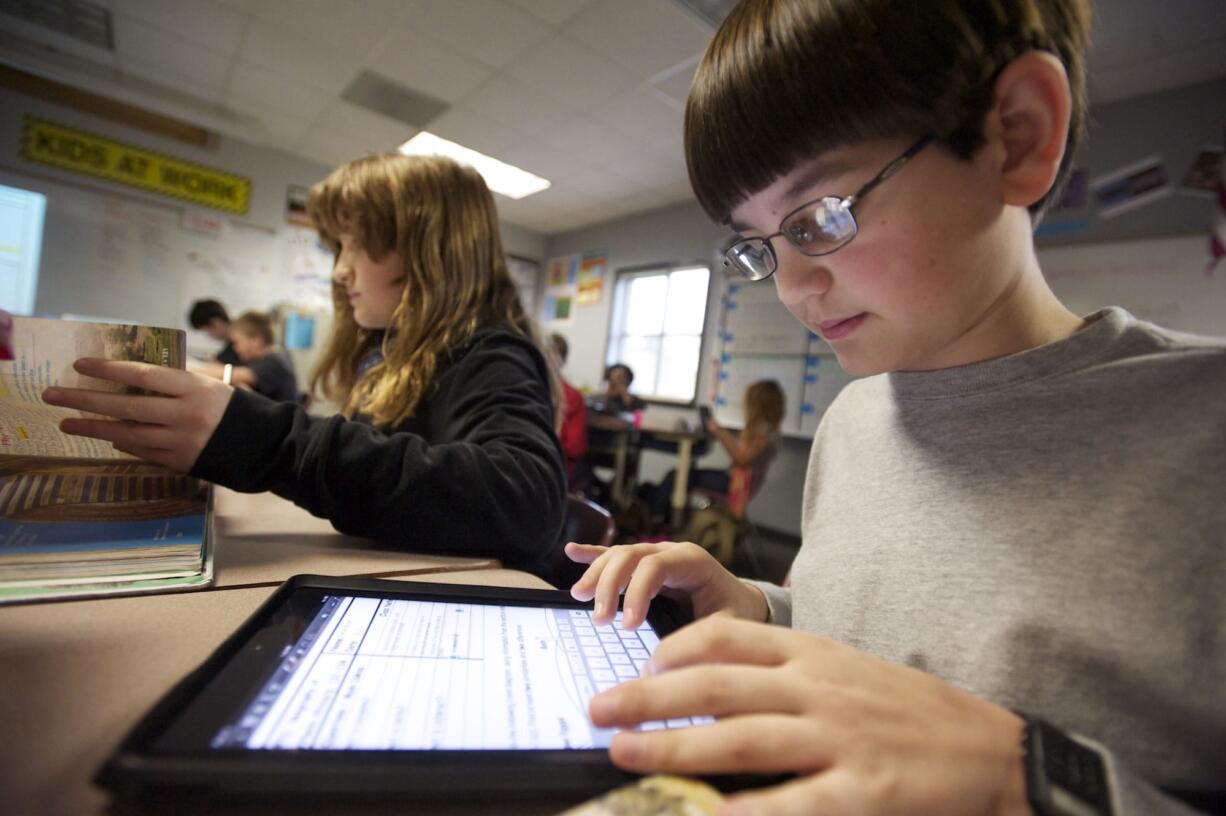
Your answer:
[772,247,834,300]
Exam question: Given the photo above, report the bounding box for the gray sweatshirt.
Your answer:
[753,307,1225,814]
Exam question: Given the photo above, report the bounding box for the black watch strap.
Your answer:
[1021,716,1115,816]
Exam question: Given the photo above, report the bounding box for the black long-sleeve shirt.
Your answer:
[191,327,566,571]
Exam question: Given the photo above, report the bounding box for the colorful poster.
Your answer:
[547,254,580,288]
[544,294,573,324]
[1182,148,1223,196]
[576,254,606,305]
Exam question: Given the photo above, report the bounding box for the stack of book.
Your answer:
[0,317,214,604]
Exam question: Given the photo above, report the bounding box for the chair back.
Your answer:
[546,495,615,589]
[563,495,615,548]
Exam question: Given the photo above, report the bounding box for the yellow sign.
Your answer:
[21,116,251,215]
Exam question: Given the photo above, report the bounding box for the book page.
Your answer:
[0,317,184,458]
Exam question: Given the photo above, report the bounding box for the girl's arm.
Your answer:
[191,330,566,567]
[707,422,769,468]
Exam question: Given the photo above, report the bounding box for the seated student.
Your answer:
[225,311,299,404]
[591,363,646,416]
[548,332,589,491]
[565,1,1225,814]
[642,379,784,522]
[44,154,566,572]
[187,298,241,366]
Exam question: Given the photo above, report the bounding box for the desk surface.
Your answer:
[212,488,500,588]
[0,568,575,816]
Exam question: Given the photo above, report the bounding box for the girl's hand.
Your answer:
[704,416,720,434]
[591,616,1029,816]
[42,358,234,472]
[566,540,767,629]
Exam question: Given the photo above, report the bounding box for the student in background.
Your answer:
[548,332,588,491]
[45,154,566,572]
[226,311,298,404]
[187,299,240,366]
[642,379,784,522]
[594,363,645,415]
[566,1,1225,813]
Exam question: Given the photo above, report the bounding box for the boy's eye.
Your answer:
[787,223,815,243]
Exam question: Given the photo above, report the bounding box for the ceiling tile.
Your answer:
[651,54,701,107]
[296,127,371,169]
[591,85,684,145]
[601,153,685,189]
[111,0,248,57]
[249,0,403,53]
[505,35,638,113]
[424,107,519,157]
[405,0,552,69]
[499,139,586,180]
[312,100,417,153]
[113,17,232,95]
[459,77,578,137]
[251,110,316,150]
[507,0,596,27]
[117,55,226,105]
[566,166,647,198]
[1090,36,1226,103]
[240,19,365,94]
[567,0,713,80]
[541,118,642,166]
[225,62,335,120]
[365,26,493,103]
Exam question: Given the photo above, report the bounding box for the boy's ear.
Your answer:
[987,50,1072,208]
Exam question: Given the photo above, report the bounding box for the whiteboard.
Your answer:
[1039,234,1225,336]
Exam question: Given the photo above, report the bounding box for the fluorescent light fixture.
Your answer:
[398,132,551,200]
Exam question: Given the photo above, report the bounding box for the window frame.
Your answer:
[602,261,713,407]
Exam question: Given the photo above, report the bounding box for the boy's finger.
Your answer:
[590,664,806,727]
[607,714,825,776]
[649,616,798,672]
[564,542,606,564]
[72,358,195,396]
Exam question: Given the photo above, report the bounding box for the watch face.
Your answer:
[1024,718,1113,816]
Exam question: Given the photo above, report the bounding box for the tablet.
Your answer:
[96,575,709,804]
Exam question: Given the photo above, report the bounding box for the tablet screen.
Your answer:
[210,593,710,752]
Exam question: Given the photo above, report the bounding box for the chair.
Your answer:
[546,495,616,589]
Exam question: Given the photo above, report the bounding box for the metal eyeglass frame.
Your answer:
[722,133,935,281]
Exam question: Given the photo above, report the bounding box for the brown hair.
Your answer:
[231,311,275,346]
[685,0,1091,224]
[307,153,557,426]
[742,379,785,445]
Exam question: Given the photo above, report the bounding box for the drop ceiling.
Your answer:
[1,0,1223,235]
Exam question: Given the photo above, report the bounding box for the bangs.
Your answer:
[685,0,1088,224]
[306,156,399,257]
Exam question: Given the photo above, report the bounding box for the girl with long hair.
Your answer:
[44,154,566,570]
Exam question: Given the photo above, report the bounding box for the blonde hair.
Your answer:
[230,311,275,346]
[307,153,556,426]
[742,380,785,445]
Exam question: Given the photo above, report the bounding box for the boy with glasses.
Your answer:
[566,1,1225,814]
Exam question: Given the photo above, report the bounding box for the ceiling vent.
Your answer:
[0,0,113,51]
[341,70,449,129]
[669,0,739,29]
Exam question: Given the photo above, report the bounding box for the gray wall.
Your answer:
[544,75,1226,536]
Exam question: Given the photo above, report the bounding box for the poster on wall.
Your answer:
[543,293,573,324]
[543,253,580,324]
[547,254,579,288]
[1181,147,1223,196]
[1091,155,1172,219]
[576,254,606,305]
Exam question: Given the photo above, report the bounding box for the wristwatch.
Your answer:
[1021,715,1115,816]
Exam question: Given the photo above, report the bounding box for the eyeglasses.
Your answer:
[722,134,934,281]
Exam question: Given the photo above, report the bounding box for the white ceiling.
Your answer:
[1,0,1224,236]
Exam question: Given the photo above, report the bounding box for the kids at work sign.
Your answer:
[21,116,251,216]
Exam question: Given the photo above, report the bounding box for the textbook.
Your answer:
[0,317,214,604]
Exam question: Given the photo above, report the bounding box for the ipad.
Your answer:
[96,575,708,804]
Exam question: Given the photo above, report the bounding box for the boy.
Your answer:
[226,311,298,404]
[187,298,241,366]
[566,1,1225,814]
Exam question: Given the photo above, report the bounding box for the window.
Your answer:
[605,264,710,403]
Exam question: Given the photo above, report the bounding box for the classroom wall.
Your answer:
[543,75,1226,536]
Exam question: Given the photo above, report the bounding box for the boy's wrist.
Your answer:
[735,579,770,623]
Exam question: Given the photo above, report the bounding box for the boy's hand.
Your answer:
[591,616,1030,816]
[42,358,233,473]
[566,540,767,629]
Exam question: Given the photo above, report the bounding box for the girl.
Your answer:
[643,379,785,522]
[43,154,566,571]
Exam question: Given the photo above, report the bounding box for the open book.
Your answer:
[0,317,214,603]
